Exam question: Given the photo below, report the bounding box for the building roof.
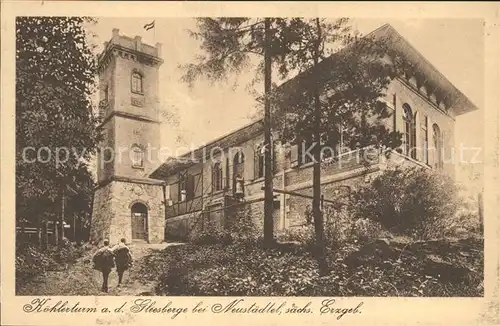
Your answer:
[274,23,479,115]
[150,23,479,179]
[149,119,263,179]
[371,24,479,115]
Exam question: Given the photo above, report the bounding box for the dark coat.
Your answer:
[92,247,115,271]
[113,246,133,270]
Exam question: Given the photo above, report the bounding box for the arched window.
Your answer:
[212,162,223,192]
[131,71,143,94]
[421,115,429,165]
[131,145,144,168]
[255,143,265,179]
[225,157,230,191]
[234,151,244,165]
[233,151,245,196]
[402,103,417,159]
[433,123,443,170]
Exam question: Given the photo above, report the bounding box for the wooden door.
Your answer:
[131,203,148,241]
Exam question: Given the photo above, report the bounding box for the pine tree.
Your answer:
[271,19,402,273]
[181,18,296,247]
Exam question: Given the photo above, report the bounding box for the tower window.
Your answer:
[131,146,144,168]
[131,71,143,94]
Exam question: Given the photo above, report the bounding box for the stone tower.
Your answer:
[91,29,165,244]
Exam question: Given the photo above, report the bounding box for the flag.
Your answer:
[144,20,155,31]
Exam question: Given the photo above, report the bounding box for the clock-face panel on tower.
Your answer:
[132,185,144,197]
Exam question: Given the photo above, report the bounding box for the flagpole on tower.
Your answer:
[144,20,156,41]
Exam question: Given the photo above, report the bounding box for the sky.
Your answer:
[85,18,485,189]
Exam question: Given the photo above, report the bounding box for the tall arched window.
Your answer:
[131,145,144,168]
[433,123,443,170]
[131,71,143,94]
[402,103,417,159]
[421,115,429,165]
[233,151,245,196]
[212,162,223,192]
[233,151,245,175]
[225,157,230,191]
[255,143,265,179]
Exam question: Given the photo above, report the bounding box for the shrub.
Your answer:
[156,243,320,296]
[46,239,85,264]
[323,204,356,248]
[16,243,56,282]
[277,225,315,247]
[16,240,86,287]
[352,218,387,242]
[349,167,464,240]
[154,237,483,297]
[277,207,386,251]
[188,206,259,246]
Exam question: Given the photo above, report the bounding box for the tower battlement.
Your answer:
[98,28,163,71]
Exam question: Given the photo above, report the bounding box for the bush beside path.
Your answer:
[16,242,181,296]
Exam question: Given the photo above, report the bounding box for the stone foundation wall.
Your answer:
[284,172,371,228]
[90,183,114,245]
[91,180,165,245]
[165,212,202,241]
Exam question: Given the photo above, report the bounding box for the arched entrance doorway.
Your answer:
[131,202,148,241]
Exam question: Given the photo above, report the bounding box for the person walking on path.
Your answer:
[92,239,115,292]
[112,238,133,286]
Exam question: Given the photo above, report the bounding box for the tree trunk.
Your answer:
[54,215,59,247]
[312,98,327,275]
[58,190,65,246]
[41,216,48,250]
[263,18,275,248]
[20,218,26,244]
[312,18,328,275]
